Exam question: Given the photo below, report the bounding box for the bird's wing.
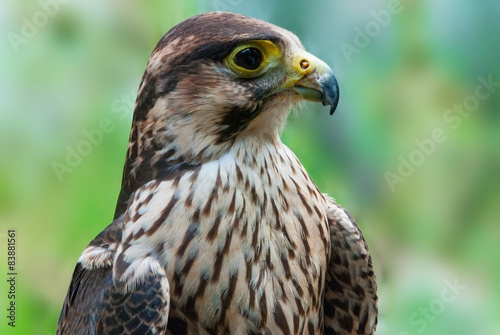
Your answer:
[57,218,170,335]
[323,197,378,335]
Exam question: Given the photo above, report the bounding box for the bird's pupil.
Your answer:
[234,48,263,70]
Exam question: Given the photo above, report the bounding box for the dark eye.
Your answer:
[233,47,263,70]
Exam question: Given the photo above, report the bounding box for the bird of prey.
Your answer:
[57,11,377,335]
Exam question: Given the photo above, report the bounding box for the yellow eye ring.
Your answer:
[226,40,282,78]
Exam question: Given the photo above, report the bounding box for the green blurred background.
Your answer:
[1,0,499,334]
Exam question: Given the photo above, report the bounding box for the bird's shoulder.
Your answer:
[57,217,122,334]
[77,216,124,270]
[323,196,378,334]
[58,215,170,334]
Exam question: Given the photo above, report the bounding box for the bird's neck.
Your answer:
[114,118,283,219]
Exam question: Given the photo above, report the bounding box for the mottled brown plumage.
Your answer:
[58,12,377,335]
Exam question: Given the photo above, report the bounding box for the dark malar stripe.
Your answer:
[216,105,262,144]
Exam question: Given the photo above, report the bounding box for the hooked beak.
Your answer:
[285,50,340,115]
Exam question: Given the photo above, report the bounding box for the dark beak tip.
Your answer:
[321,73,340,116]
[324,87,339,116]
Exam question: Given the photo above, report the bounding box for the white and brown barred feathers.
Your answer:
[57,12,377,335]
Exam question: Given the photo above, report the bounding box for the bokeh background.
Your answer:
[1,0,499,334]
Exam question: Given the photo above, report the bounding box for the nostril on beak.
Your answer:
[300,59,309,70]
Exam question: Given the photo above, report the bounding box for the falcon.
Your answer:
[57,12,377,335]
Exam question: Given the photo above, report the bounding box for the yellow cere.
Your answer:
[226,40,282,78]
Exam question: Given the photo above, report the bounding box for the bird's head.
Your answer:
[116,12,339,216]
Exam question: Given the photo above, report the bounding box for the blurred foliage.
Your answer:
[1,0,499,334]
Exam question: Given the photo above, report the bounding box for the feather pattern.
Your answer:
[57,11,377,335]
